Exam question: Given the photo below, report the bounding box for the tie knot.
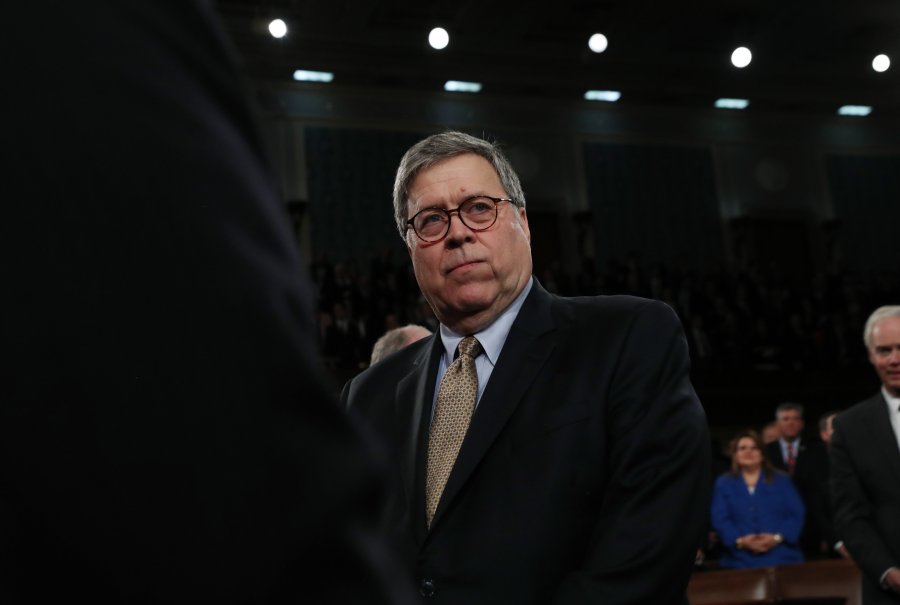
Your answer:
[458,336,482,359]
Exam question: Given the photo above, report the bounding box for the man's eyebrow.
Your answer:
[415,192,493,210]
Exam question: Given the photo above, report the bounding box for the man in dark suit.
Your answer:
[807,410,851,559]
[4,3,408,603]
[831,306,900,604]
[343,132,710,604]
[764,401,827,555]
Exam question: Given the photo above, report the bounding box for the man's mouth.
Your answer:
[446,260,483,275]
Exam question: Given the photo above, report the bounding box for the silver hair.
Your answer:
[392,131,526,239]
[370,324,432,365]
[863,305,900,349]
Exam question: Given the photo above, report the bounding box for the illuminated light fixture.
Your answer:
[837,105,872,116]
[731,46,752,68]
[292,69,334,82]
[444,80,482,93]
[588,33,609,54]
[268,18,287,39]
[872,54,890,73]
[429,27,450,50]
[584,90,621,102]
[714,98,750,109]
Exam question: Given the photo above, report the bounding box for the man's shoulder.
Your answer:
[841,392,884,419]
[555,293,678,325]
[834,392,884,432]
[344,335,434,401]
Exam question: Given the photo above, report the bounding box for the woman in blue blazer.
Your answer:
[711,429,806,569]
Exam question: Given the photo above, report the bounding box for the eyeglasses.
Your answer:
[406,196,515,243]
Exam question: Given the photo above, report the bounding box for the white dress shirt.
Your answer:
[432,277,533,412]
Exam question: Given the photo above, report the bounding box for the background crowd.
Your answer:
[311,249,900,379]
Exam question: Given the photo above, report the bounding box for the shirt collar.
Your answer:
[883,386,900,412]
[439,276,534,367]
[779,436,801,448]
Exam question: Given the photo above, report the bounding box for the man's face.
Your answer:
[406,153,532,334]
[869,316,900,397]
[819,414,836,446]
[776,409,804,440]
[761,423,780,445]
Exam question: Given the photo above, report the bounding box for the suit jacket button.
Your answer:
[419,579,435,598]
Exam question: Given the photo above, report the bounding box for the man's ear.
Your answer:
[518,207,531,243]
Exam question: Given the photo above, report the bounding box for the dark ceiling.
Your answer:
[215,0,900,117]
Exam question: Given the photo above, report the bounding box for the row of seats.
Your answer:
[688,559,860,605]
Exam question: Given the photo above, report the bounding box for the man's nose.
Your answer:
[444,212,474,243]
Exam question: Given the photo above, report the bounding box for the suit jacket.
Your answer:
[765,437,827,553]
[710,472,805,569]
[343,281,710,604]
[831,393,900,605]
[3,3,408,603]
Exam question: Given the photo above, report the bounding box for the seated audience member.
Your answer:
[369,324,432,365]
[711,430,805,569]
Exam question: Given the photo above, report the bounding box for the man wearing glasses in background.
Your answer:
[343,131,710,604]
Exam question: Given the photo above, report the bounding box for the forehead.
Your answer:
[408,153,503,208]
[777,410,802,419]
[871,316,900,345]
[736,438,757,448]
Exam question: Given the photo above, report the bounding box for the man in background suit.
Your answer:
[3,2,408,603]
[765,401,827,555]
[831,306,900,604]
[807,411,850,559]
[343,131,710,604]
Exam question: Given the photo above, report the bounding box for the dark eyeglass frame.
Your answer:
[405,196,515,243]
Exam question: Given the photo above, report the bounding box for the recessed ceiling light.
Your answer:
[714,98,750,109]
[588,33,608,54]
[429,27,450,50]
[872,54,890,73]
[731,47,752,68]
[837,105,872,116]
[268,19,287,39]
[584,90,621,102]
[444,80,482,93]
[292,70,334,82]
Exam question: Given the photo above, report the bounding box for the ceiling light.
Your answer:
[837,105,872,116]
[731,47,752,68]
[444,80,482,93]
[429,27,450,50]
[872,54,890,73]
[584,90,621,102]
[268,19,287,39]
[292,70,334,82]
[588,33,608,54]
[714,98,749,109]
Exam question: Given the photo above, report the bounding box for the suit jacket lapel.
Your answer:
[395,334,443,546]
[429,280,558,531]
[868,392,900,488]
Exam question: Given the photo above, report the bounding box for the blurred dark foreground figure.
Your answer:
[2,2,410,603]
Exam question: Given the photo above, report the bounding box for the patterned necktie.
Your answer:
[425,336,482,529]
[786,441,796,475]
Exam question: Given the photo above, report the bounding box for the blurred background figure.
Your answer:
[370,324,432,366]
[711,430,805,569]
[761,421,781,445]
[765,402,827,556]
[2,2,409,603]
